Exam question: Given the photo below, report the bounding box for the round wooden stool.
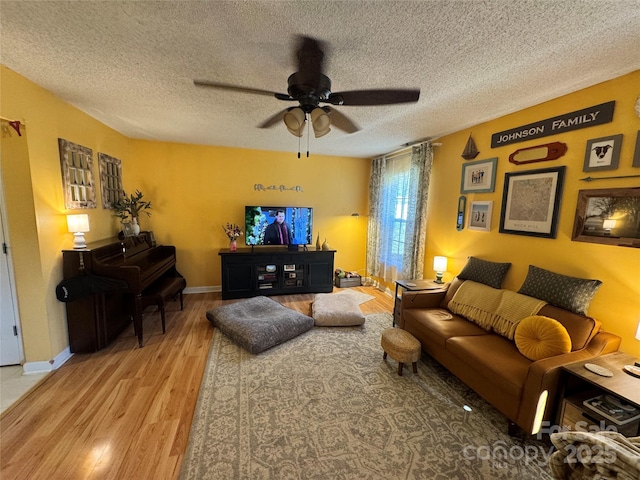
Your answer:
[381,328,421,376]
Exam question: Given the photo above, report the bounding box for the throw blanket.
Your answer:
[550,431,640,480]
[448,280,546,339]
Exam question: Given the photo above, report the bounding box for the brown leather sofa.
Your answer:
[399,277,622,435]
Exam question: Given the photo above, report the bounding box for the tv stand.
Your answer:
[219,247,335,299]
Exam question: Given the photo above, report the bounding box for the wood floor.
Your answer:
[0,287,393,480]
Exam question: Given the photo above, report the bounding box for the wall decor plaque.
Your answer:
[58,138,96,209]
[98,153,123,208]
[491,101,615,148]
[509,142,567,165]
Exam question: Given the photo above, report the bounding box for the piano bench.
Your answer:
[140,276,186,334]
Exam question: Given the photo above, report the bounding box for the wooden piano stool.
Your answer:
[139,276,186,338]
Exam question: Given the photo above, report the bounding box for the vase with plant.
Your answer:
[223,223,243,251]
[113,190,152,235]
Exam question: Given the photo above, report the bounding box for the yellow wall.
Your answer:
[426,70,640,356]
[126,140,370,287]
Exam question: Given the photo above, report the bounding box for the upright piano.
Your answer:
[61,232,183,352]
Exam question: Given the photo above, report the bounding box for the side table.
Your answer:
[558,352,640,436]
[392,279,446,326]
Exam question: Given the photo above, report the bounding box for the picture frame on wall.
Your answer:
[582,134,622,172]
[633,131,640,168]
[468,201,493,232]
[571,187,640,248]
[460,157,497,193]
[499,166,566,238]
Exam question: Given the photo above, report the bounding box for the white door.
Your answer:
[0,167,22,365]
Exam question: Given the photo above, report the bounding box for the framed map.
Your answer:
[499,166,566,238]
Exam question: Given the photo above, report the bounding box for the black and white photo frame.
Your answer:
[582,134,622,172]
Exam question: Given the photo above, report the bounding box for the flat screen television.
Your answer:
[245,206,313,246]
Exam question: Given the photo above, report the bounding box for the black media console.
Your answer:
[219,247,336,299]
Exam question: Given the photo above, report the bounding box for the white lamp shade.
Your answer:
[636,320,640,341]
[311,107,331,138]
[283,108,306,137]
[67,214,90,233]
[433,256,447,272]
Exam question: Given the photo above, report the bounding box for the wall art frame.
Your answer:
[98,153,123,209]
[58,138,96,209]
[582,134,622,172]
[468,201,493,232]
[571,187,640,248]
[460,157,497,193]
[499,166,566,238]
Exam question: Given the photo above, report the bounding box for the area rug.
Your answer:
[334,288,375,304]
[180,313,553,480]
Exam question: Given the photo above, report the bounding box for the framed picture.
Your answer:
[571,187,640,248]
[58,138,96,209]
[499,166,566,238]
[460,157,497,193]
[583,134,622,172]
[633,131,640,168]
[468,201,493,232]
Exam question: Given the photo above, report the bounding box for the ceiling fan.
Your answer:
[193,36,420,137]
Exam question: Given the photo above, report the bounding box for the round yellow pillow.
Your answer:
[515,315,572,361]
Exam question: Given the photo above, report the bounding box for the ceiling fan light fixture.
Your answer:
[311,107,331,138]
[283,107,306,137]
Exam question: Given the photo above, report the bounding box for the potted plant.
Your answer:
[113,190,152,235]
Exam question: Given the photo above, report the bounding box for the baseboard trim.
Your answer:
[184,285,221,294]
[23,346,73,374]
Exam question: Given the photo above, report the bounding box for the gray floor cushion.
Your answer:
[206,296,314,354]
[312,293,365,326]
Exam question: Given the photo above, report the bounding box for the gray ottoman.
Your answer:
[206,296,314,354]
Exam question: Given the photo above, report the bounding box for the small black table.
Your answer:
[392,279,447,326]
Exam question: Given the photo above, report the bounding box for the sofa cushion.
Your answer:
[402,309,488,349]
[446,335,531,398]
[514,315,572,361]
[537,304,600,351]
[517,265,602,315]
[457,256,512,289]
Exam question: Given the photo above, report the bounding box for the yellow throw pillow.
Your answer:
[515,315,572,361]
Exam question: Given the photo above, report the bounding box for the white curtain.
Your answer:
[367,143,433,284]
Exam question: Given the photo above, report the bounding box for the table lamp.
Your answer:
[67,214,90,249]
[433,256,447,284]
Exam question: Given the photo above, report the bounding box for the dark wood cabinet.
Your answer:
[219,248,335,299]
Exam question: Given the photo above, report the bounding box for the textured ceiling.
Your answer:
[2,1,639,158]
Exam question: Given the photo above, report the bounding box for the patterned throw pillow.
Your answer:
[457,256,511,289]
[517,265,602,315]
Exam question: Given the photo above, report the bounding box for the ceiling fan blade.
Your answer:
[257,108,292,129]
[327,89,420,106]
[324,107,360,133]
[193,80,293,100]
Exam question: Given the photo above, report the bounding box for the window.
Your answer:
[380,154,411,269]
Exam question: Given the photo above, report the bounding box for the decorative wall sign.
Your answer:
[468,201,493,232]
[491,101,615,148]
[58,138,96,209]
[98,153,123,209]
[582,134,622,172]
[460,158,497,193]
[499,166,566,239]
[509,142,567,165]
[633,131,640,168]
[254,184,304,192]
[572,187,640,248]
